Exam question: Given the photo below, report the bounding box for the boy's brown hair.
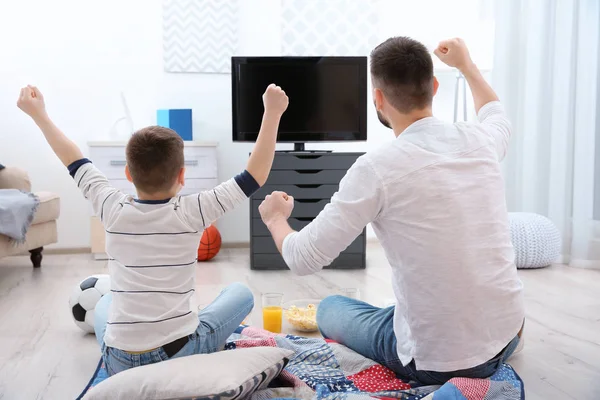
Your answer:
[370,36,434,113]
[126,126,184,193]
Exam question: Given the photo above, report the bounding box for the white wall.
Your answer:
[0,0,491,248]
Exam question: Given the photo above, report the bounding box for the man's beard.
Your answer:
[376,109,392,129]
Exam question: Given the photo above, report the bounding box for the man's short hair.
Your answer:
[126,126,184,193]
[370,36,434,113]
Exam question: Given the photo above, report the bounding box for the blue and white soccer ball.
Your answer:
[69,274,110,333]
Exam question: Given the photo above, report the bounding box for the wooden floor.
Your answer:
[0,244,599,400]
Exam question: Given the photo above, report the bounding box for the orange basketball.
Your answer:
[197,225,222,261]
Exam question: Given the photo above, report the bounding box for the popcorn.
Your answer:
[284,304,318,331]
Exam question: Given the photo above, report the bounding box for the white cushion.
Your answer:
[83,347,293,400]
[509,212,561,269]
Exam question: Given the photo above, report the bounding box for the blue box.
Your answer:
[157,109,193,141]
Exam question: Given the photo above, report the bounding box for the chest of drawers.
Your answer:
[250,152,366,270]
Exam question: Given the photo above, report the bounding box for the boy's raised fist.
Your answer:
[263,84,289,117]
[17,85,47,120]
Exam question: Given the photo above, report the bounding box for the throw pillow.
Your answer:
[83,347,293,400]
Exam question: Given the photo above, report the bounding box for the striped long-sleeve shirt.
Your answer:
[70,160,257,352]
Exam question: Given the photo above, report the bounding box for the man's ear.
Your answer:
[125,165,133,183]
[178,167,185,186]
[373,87,385,110]
[433,76,440,97]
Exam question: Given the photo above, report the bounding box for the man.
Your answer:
[258,37,524,385]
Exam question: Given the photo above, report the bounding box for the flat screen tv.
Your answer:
[232,57,367,147]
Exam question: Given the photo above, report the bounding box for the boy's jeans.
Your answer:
[94,282,254,376]
[316,295,521,386]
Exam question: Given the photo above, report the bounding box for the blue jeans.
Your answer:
[94,282,254,376]
[316,295,520,386]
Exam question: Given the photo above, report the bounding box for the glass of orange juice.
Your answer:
[262,293,283,333]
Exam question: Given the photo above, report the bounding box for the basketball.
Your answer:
[197,225,222,261]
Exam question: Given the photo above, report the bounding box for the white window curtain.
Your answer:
[492,0,600,268]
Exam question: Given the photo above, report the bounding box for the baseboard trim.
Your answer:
[41,239,379,254]
[557,254,569,264]
[221,242,251,249]
[45,247,91,255]
[222,238,380,248]
[568,259,600,269]
[40,244,248,255]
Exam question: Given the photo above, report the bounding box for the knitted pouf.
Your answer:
[508,212,561,269]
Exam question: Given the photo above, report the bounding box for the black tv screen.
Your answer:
[232,57,367,143]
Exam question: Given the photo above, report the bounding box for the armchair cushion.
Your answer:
[0,166,32,192]
[31,192,60,225]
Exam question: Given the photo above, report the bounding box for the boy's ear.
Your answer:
[178,167,185,186]
[125,165,133,183]
[433,76,440,97]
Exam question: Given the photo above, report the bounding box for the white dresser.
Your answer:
[87,141,219,259]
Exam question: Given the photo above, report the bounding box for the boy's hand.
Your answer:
[434,38,474,72]
[259,191,294,228]
[263,84,289,117]
[17,85,48,121]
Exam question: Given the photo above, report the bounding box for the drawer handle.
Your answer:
[295,155,322,160]
[295,170,322,174]
[295,199,323,204]
[184,160,199,166]
[110,160,127,166]
[294,217,315,222]
[294,184,322,189]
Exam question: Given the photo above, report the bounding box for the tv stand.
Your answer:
[276,143,332,154]
[249,151,366,270]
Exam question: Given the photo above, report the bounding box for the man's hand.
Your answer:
[263,84,289,118]
[434,38,474,72]
[259,191,294,227]
[259,191,296,254]
[17,85,48,122]
[435,38,499,114]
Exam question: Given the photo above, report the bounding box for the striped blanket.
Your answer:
[78,326,524,400]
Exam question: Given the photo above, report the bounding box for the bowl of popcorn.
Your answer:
[283,299,321,332]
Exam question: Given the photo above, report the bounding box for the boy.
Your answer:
[258,37,524,384]
[17,83,289,375]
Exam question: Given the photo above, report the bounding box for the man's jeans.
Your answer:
[316,295,520,386]
[94,282,254,376]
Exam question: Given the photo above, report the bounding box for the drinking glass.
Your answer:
[262,293,284,333]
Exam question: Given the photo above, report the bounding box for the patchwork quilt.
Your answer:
[78,326,524,400]
[226,327,524,400]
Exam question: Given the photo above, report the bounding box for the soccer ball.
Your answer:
[69,274,110,333]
